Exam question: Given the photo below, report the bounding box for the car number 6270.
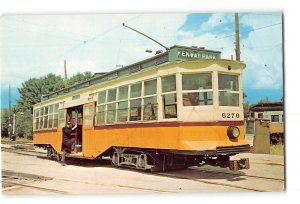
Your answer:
[222,113,240,118]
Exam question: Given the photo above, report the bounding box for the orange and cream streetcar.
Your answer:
[33,45,250,171]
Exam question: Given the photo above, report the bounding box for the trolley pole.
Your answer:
[235,13,241,61]
[64,59,68,88]
[122,23,169,51]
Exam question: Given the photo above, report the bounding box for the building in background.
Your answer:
[246,101,284,145]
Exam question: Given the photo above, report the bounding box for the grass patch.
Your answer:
[270,144,284,156]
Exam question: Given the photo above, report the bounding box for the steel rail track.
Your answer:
[1,147,47,157]
[2,170,70,194]
[189,168,284,182]
[2,146,284,182]
[2,142,284,192]
[2,180,70,194]
[155,172,267,192]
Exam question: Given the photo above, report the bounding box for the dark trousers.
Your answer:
[61,138,75,162]
[61,150,67,162]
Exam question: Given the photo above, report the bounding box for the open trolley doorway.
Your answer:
[65,102,95,155]
[66,105,83,153]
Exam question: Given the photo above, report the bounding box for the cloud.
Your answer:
[239,13,283,90]
[0,14,187,88]
[0,13,283,94]
[198,13,233,33]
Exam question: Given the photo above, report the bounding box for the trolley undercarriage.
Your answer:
[110,146,250,171]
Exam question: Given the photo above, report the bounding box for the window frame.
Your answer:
[96,77,159,125]
[218,72,240,107]
[181,72,213,107]
[161,74,178,119]
[33,103,59,131]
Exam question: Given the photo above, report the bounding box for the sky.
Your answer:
[0,12,283,108]
[1,0,300,202]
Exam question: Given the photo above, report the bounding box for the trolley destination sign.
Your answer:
[176,48,221,60]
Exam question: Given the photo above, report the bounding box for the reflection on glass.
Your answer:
[162,75,176,93]
[182,73,212,90]
[219,92,239,106]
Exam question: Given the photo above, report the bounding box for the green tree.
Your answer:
[68,71,93,86]
[15,109,33,139]
[1,108,9,137]
[243,101,251,118]
[13,72,93,139]
[16,74,65,112]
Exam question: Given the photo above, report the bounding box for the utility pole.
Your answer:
[64,59,68,88]
[8,85,12,140]
[13,111,16,138]
[235,13,241,61]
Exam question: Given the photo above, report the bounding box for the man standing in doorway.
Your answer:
[60,121,77,166]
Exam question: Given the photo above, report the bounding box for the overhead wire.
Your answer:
[31,14,143,69]
[201,22,282,46]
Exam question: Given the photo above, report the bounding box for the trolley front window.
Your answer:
[162,75,176,93]
[218,74,239,106]
[182,73,213,106]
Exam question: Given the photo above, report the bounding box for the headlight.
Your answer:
[227,126,240,139]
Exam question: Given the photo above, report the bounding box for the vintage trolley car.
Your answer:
[33,45,250,171]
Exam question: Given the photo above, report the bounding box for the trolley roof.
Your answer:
[40,45,226,102]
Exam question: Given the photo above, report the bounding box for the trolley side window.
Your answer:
[48,105,53,128]
[218,74,239,106]
[34,108,40,130]
[144,79,157,96]
[108,88,117,102]
[163,93,177,118]
[116,85,129,123]
[130,82,142,98]
[182,73,213,106]
[107,103,116,124]
[118,85,128,100]
[117,101,128,122]
[34,103,59,130]
[96,78,158,125]
[84,105,94,125]
[143,96,157,120]
[59,110,66,127]
[53,104,59,128]
[143,79,158,121]
[130,98,141,121]
[162,75,177,118]
[96,91,107,125]
[97,105,106,124]
[39,107,44,129]
[98,90,107,104]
